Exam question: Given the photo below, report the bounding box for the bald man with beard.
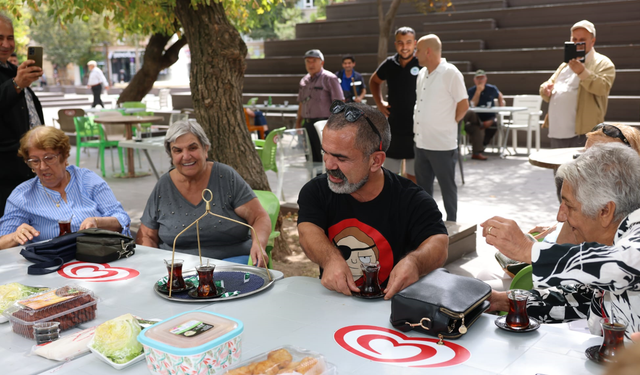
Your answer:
[297,101,449,300]
[413,34,468,223]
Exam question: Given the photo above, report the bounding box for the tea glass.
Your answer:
[598,317,627,362]
[196,264,217,297]
[164,259,187,290]
[58,219,71,236]
[506,289,530,329]
[359,262,382,297]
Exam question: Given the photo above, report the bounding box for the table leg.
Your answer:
[144,150,160,180]
[125,125,135,177]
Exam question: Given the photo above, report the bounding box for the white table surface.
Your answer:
[0,245,281,375]
[118,136,166,151]
[0,246,605,375]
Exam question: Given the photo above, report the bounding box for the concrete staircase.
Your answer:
[238,0,639,127]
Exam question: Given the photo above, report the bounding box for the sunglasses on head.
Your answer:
[591,123,630,146]
[330,100,382,151]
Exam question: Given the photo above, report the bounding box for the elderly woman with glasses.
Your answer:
[484,143,640,338]
[0,126,131,249]
[136,120,271,267]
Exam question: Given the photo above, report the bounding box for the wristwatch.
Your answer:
[11,78,21,91]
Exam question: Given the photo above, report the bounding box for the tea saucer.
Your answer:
[158,280,196,294]
[187,287,226,299]
[352,291,386,300]
[494,316,541,332]
[585,345,610,365]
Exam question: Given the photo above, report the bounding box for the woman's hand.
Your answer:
[13,224,40,245]
[80,217,99,230]
[250,244,269,268]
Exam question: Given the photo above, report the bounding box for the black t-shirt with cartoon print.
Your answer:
[297,168,448,286]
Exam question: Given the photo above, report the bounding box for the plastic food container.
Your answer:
[88,341,146,370]
[222,345,337,375]
[2,285,99,339]
[138,310,243,375]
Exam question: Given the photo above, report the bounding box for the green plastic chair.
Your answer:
[74,116,125,177]
[499,265,533,315]
[247,97,259,106]
[510,265,533,290]
[248,190,281,269]
[254,127,285,173]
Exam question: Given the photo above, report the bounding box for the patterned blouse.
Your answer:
[530,209,640,338]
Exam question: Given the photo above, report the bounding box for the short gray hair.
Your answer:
[0,13,13,28]
[557,143,640,221]
[325,102,391,156]
[164,119,211,159]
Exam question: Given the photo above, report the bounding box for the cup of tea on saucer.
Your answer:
[359,262,382,297]
[164,259,187,290]
[598,317,627,362]
[506,289,530,329]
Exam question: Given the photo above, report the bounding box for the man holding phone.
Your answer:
[540,20,615,148]
[0,13,44,216]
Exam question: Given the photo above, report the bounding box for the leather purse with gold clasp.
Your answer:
[390,268,491,340]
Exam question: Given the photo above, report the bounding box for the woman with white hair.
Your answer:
[483,143,640,338]
[136,120,271,266]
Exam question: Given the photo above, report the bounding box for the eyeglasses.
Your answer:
[591,123,630,146]
[330,100,382,151]
[26,154,60,168]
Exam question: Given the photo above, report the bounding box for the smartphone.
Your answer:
[27,46,43,69]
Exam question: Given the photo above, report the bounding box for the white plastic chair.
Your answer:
[314,120,327,144]
[275,128,323,200]
[502,95,543,155]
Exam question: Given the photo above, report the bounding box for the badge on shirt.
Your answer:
[410,67,420,76]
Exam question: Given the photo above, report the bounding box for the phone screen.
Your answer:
[27,46,43,69]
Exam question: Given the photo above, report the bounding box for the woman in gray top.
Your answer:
[136,120,271,267]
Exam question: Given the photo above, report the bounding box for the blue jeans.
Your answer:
[223,255,250,265]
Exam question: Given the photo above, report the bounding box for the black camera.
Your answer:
[564,42,586,63]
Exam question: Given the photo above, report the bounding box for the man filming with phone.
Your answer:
[0,13,44,216]
[540,20,615,148]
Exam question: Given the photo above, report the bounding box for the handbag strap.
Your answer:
[20,241,77,275]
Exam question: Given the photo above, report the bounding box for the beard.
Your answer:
[327,168,369,194]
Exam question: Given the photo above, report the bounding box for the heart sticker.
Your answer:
[58,261,140,282]
[335,325,470,368]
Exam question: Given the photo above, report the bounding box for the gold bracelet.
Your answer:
[94,217,99,227]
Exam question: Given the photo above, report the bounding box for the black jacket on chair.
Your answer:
[0,62,43,215]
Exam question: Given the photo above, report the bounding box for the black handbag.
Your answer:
[75,228,135,263]
[390,268,491,340]
[20,232,85,275]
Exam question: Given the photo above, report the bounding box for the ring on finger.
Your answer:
[488,226,493,234]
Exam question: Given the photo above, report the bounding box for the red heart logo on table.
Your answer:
[58,261,139,282]
[335,325,470,368]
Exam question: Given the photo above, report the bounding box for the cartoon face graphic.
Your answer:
[333,227,379,281]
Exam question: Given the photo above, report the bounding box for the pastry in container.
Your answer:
[138,310,243,375]
[222,345,337,375]
[2,284,99,339]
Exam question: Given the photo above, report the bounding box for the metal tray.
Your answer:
[153,264,278,303]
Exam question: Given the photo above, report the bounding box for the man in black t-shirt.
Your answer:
[370,26,421,183]
[297,101,449,300]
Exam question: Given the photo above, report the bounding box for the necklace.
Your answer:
[41,171,69,208]
[43,189,62,207]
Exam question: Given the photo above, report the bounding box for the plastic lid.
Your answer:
[138,311,243,355]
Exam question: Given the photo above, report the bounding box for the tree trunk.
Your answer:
[173,0,269,191]
[376,0,403,65]
[117,33,188,103]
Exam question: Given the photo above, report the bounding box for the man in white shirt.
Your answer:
[540,20,615,148]
[413,35,468,222]
[86,60,109,108]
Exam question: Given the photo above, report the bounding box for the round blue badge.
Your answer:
[410,67,420,76]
